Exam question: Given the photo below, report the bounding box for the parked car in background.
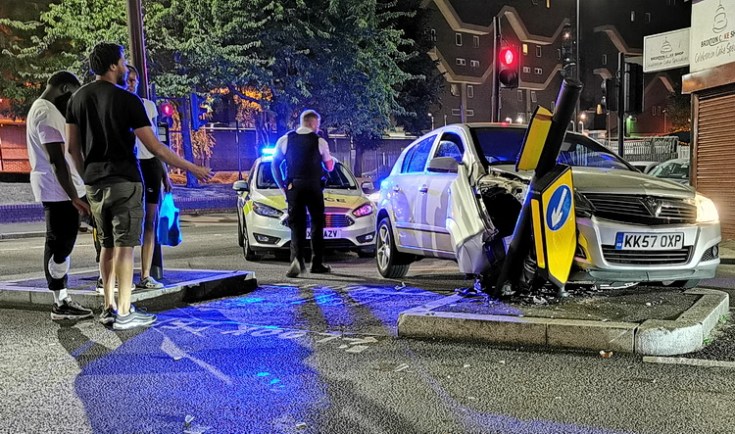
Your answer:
[233,155,376,261]
[629,160,660,174]
[648,158,690,185]
[373,123,720,290]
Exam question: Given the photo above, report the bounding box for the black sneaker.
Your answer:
[98,307,115,325]
[310,263,331,274]
[51,298,93,321]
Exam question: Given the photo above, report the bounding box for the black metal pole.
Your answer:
[491,16,501,122]
[126,0,148,98]
[493,79,583,297]
[236,119,242,180]
[617,52,626,157]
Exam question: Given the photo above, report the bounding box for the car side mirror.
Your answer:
[361,181,375,192]
[427,156,459,173]
[232,180,249,192]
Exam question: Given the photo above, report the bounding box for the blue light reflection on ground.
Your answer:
[72,303,326,433]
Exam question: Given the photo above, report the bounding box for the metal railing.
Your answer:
[600,136,682,163]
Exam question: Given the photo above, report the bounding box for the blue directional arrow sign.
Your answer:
[546,185,572,231]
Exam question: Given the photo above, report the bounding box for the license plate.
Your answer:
[306,229,340,239]
[615,232,684,250]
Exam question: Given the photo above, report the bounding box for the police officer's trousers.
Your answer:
[286,181,326,266]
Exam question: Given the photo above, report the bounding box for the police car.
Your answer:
[234,152,376,261]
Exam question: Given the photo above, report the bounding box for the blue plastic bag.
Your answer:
[158,193,182,247]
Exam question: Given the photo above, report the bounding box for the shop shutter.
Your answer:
[694,88,735,238]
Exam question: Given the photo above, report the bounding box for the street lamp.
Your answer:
[428,112,434,130]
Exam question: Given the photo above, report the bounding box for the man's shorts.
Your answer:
[86,182,143,248]
[139,158,163,205]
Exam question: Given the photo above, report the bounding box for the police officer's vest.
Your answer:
[285,130,322,183]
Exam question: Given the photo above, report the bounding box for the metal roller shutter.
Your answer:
[694,87,735,238]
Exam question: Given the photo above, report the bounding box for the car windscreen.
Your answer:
[649,160,689,180]
[257,161,358,189]
[470,127,633,171]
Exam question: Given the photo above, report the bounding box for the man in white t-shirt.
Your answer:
[125,65,171,290]
[26,71,93,320]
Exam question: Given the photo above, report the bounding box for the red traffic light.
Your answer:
[500,47,516,67]
[160,101,174,118]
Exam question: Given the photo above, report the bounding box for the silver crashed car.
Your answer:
[374,123,720,289]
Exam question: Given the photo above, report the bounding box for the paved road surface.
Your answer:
[2,221,735,433]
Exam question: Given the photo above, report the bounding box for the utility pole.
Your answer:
[126,0,148,98]
[617,52,626,157]
[491,15,501,122]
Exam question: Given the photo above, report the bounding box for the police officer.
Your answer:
[272,109,335,278]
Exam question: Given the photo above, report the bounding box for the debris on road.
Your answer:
[599,351,614,359]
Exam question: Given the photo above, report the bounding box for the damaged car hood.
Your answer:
[487,165,694,198]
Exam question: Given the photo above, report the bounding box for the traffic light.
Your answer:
[601,78,618,112]
[159,101,175,118]
[190,93,208,131]
[625,62,643,114]
[498,46,519,88]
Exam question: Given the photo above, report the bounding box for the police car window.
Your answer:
[324,163,358,189]
[434,133,464,163]
[405,135,436,173]
[257,161,279,189]
[400,145,418,173]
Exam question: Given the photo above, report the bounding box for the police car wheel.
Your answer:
[241,220,261,261]
[376,217,411,278]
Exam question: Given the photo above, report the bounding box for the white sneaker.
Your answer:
[48,257,70,280]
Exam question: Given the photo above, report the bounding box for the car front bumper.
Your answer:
[244,212,376,252]
[570,216,720,284]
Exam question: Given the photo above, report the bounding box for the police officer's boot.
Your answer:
[287,259,301,278]
[310,263,331,274]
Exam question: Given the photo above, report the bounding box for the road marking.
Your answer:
[642,356,735,369]
[0,243,93,252]
[159,335,233,384]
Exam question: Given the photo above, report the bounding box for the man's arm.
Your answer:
[66,123,84,176]
[134,126,212,181]
[318,138,335,172]
[58,123,89,215]
[271,145,286,192]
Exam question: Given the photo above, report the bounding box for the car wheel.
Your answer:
[357,248,375,258]
[237,211,244,247]
[662,279,700,289]
[241,220,261,261]
[376,217,411,278]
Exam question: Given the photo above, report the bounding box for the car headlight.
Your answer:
[252,201,284,218]
[695,194,719,223]
[352,203,374,218]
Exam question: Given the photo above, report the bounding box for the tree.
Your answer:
[666,81,690,133]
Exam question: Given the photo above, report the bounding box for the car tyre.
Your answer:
[663,279,700,289]
[376,217,412,278]
[241,219,261,261]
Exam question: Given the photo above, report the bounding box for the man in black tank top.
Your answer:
[272,109,335,278]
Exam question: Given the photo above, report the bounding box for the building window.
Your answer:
[523,66,531,74]
[456,58,466,66]
[534,67,543,75]
[455,33,463,46]
[470,60,480,68]
[531,91,537,103]
[467,85,474,98]
[602,54,608,65]
[551,100,556,111]
[451,109,461,117]
[473,35,480,48]
[430,28,436,42]
[630,11,635,22]
[450,84,459,96]
[517,90,523,101]
[466,109,475,117]
[536,45,542,57]
[645,13,651,23]
[557,48,562,60]
[523,44,528,55]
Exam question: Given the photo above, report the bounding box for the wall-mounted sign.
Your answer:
[643,28,690,73]
[691,0,735,72]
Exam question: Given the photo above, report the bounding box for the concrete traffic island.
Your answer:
[398,287,729,356]
[0,269,257,311]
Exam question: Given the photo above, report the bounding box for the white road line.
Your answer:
[642,356,735,369]
[0,243,93,252]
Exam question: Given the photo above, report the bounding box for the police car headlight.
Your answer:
[352,203,374,218]
[695,194,719,224]
[253,201,284,218]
